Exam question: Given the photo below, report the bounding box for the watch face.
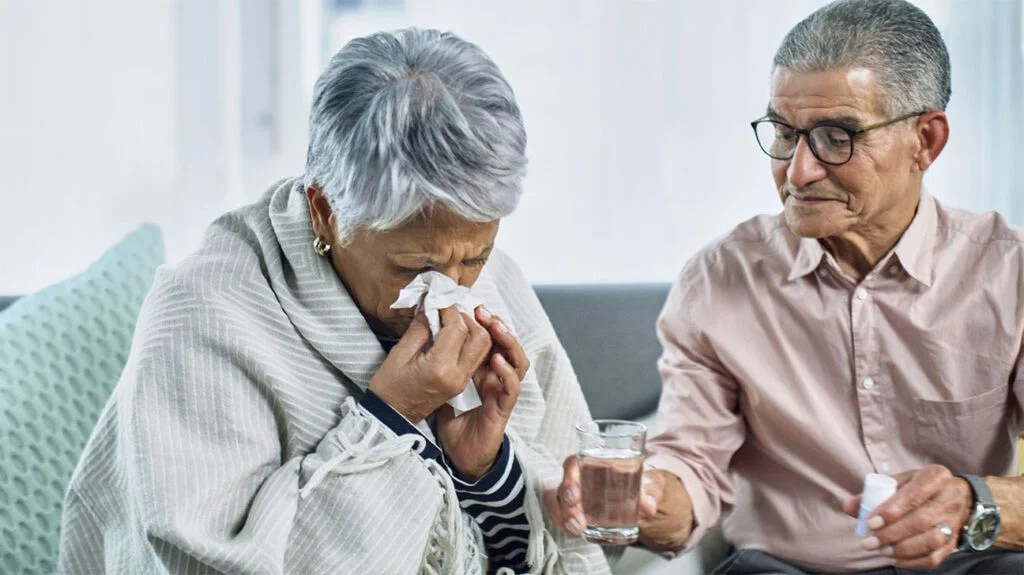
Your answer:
[967,509,1001,551]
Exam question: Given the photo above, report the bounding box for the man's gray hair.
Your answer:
[773,0,951,116]
[304,28,527,244]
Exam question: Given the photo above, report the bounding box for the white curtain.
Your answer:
[924,0,1023,224]
[2,1,1020,292]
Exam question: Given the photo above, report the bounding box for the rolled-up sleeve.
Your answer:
[645,262,746,553]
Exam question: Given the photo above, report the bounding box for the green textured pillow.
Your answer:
[0,224,164,574]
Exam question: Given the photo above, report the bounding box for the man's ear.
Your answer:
[306,185,335,243]
[912,111,949,172]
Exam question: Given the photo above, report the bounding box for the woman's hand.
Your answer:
[368,306,491,424]
[435,305,528,480]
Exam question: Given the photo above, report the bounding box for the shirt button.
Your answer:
[855,288,868,300]
[880,462,891,473]
[862,377,875,390]
[888,265,899,275]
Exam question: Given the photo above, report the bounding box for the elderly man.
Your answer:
[548,0,1023,573]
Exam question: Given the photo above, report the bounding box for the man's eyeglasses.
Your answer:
[750,111,927,166]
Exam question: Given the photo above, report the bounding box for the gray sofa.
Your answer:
[0,295,17,313]
[533,283,668,421]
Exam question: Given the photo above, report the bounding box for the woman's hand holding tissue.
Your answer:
[436,305,528,480]
[368,306,491,424]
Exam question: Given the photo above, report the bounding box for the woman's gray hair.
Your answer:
[304,28,527,244]
[773,0,951,116]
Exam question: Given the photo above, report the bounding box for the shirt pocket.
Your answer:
[911,384,1012,472]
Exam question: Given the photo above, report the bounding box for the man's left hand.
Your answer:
[842,465,972,569]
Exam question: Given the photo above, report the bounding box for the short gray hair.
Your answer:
[773,0,951,116]
[304,28,527,244]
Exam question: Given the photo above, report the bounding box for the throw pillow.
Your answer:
[0,223,164,574]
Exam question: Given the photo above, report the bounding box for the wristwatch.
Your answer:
[953,473,1001,552]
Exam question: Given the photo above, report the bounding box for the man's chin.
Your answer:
[783,210,839,239]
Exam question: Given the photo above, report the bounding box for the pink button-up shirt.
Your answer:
[646,193,1024,572]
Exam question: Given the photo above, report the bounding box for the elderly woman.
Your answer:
[59,29,608,575]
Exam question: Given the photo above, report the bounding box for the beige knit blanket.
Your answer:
[58,178,610,574]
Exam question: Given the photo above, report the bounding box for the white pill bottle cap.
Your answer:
[861,473,898,509]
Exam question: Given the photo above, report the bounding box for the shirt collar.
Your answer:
[786,191,937,286]
[890,191,936,287]
[787,236,827,281]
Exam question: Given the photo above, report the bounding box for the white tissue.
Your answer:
[390,271,483,416]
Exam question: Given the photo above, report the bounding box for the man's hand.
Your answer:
[543,459,694,551]
[637,469,694,551]
[842,465,972,569]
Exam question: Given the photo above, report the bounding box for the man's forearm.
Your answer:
[988,475,1024,551]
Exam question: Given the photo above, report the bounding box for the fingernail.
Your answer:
[881,546,893,557]
[477,306,491,319]
[566,517,583,534]
[862,536,880,551]
[642,495,656,509]
[868,516,885,530]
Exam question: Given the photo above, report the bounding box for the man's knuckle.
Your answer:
[911,514,933,532]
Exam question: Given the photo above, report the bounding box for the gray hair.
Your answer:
[773,0,951,116]
[304,28,527,244]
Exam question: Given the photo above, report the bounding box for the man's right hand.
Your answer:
[368,306,491,423]
[542,457,695,551]
[636,468,694,551]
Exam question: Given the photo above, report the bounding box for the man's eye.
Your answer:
[774,127,796,142]
[816,126,851,148]
[465,258,487,268]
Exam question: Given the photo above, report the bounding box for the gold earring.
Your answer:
[313,237,331,256]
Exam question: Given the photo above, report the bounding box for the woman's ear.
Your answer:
[912,111,949,172]
[306,185,335,243]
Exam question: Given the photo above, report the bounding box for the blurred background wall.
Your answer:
[1,0,1021,293]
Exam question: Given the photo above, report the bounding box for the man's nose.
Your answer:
[787,136,828,189]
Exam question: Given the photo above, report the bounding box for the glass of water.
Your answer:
[576,419,647,545]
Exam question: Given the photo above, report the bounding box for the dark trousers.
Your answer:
[711,548,1024,575]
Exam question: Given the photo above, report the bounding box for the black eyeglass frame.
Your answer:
[750,110,928,166]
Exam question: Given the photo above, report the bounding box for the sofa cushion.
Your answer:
[0,224,163,573]
[534,283,669,421]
